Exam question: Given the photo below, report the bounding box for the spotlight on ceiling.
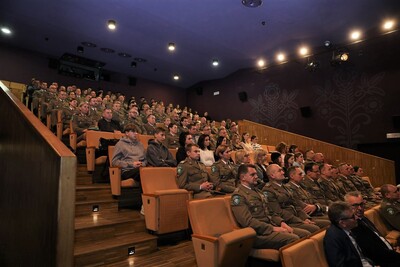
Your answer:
[383,20,395,31]
[168,43,175,51]
[242,0,262,8]
[1,27,12,35]
[305,58,319,72]
[276,53,285,62]
[331,51,349,66]
[257,59,266,68]
[299,47,309,57]
[107,20,116,30]
[350,30,361,41]
[131,61,137,68]
[173,74,180,80]
[324,40,332,48]
[77,46,84,53]
[212,59,219,66]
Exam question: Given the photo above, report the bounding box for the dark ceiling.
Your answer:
[1,0,399,88]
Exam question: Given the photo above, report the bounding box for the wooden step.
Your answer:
[76,184,113,202]
[74,232,158,266]
[76,172,93,185]
[75,199,118,217]
[77,164,88,172]
[75,210,146,244]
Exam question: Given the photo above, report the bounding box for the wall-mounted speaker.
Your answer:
[393,115,400,129]
[196,87,203,95]
[238,91,248,102]
[300,106,312,118]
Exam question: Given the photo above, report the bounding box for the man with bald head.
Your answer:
[263,164,322,234]
[380,184,400,231]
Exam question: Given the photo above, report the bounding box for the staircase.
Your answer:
[73,164,158,266]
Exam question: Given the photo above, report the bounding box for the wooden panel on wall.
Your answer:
[0,81,76,266]
[238,120,395,187]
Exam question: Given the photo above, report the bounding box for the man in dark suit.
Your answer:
[324,201,369,267]
[345,191,400,267]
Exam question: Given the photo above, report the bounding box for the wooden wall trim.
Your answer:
[0,81,76,266]
[238,120,395,186]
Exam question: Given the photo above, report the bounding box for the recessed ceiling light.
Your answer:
[242,0,262,8]
[257,59,266,68]
[1,27,12,35]
[383,20,395,30]
[107,20,116,30]
[118,52,132,58]
[100,48,115,53]
[173,75,180,80]
[350,30,361,40]
[276,53,285,62]
[299,47,309,56]
[212,59,219,66]
[168,43,175,51]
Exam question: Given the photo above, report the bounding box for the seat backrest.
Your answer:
[137,134,153,149]
[223,196,240,228]
[168,148,177,160]
[188,198,236,237]
[266,145,276,153]
[308,230,328,267]
[281,238,326,267]
[365,207,389,235]
[108,146,115,166]
[140,167,178,193]
[86,130,123,148]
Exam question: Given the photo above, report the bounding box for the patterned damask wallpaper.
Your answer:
[249,70,386,148]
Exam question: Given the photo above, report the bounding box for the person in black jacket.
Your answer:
[146,127,176,167]
[324,201,365,267]
[98,108,122,133]
[345,191,400,267]
[176,131,194,163]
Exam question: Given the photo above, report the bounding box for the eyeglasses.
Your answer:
[340,214,356,221]
[351,202,365,208]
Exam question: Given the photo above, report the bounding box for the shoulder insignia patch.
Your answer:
[177,166,183,176]
[387,208,395,215]
[263,191,268,198]
[232,195,241,206]
[211,165,218,173]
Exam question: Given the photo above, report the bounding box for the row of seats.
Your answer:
[187,197,400,267]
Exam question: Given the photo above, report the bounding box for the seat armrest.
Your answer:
[109,166,121,196]
[192,234,218,243]
[153,189,190,195]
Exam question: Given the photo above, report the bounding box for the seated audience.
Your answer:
[210,145,236,193]
[318,163,344,204]
[304,149,315,164]
[344,191,400,266]
[72,102,97,143]
[231,164,307,249]
[253,149,269,183]
[164,123,179,149]
[324,201,371,267]
[380,184,400,231]
[263,164,328,231]
[313,152,325,163]
[288,144,299,154]
[286,166,328,218]
[111,124,146,184]
[143,114,157,135]
[301,163,329,206]
[197,134,215,167]
[176,144,213,199]
[176,132,194,163]
[240,132,253,152]
[98,108,122,133]
[275,142,288,163]
[250,135,262,150]
[146,127,176,167]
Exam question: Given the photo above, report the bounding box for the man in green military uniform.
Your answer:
[263,164,325,233]
[176,144,213,199]
[380,184,400,231]
[231,164,306,249]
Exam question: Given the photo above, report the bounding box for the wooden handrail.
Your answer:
[0,81,76,266]
[238,119,395,186]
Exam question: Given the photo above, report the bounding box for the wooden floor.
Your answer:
[106,240,197,267]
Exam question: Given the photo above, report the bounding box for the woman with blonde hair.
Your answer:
[253,149,269,183]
